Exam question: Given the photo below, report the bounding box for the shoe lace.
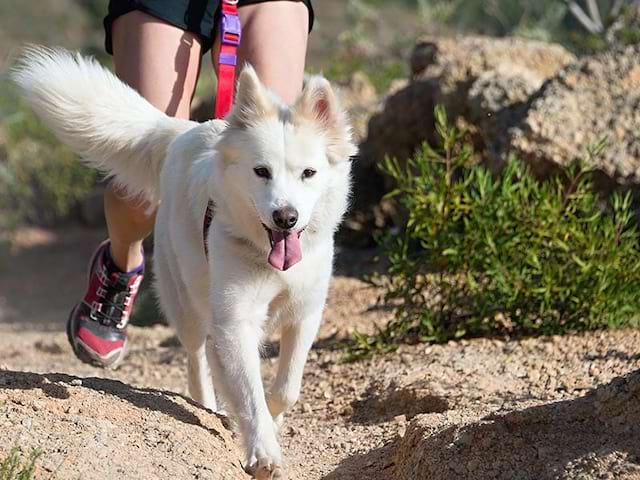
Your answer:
[92,272,137,329]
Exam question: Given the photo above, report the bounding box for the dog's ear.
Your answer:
[228,64,275,128]
[294,76,357,163]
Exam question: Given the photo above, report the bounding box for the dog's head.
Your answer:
[213,65,356,271]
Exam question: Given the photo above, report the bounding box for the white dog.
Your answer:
[12,47,355,479]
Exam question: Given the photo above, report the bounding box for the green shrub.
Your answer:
[0,447,42,480]
[0,80,96,227]
[349,106,640,359]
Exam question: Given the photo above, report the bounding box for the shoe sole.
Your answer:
[66,304,129,370]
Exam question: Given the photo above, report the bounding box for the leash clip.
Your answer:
[221,12,241,47]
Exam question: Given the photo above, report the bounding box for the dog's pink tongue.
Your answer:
[268,230,302,271]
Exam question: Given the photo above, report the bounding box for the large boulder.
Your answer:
[348,36,575,245]
[360,35,576,170]
[505,44,640,184]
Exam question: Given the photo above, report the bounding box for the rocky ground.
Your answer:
[1,227,640,479]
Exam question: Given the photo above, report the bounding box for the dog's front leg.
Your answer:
[267,304,323,429]
[206,292,284,479]
[267,265,331,429]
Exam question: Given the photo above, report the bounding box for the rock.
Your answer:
[393,414,407,424]
[504,45,640,185]
[0,371,244,480]
[349,36,575,244]
[409,41,437,77]
[467,65,547,170]
[341,405,354,417]
[393,369,640,480]
[361,35,575,172]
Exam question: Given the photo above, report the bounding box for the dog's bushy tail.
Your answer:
[11,46,195,205]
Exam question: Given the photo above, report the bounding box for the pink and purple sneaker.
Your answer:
[66,240,143,368]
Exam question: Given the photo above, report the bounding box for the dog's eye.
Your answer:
[253,167,271,180]
[302,168,316,179]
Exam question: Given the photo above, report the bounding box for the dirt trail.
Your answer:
[1,227,640,479]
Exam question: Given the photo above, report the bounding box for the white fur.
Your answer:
[12,47,356,478]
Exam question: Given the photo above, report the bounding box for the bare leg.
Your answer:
[107,10,203,271]
[213,1,309,104]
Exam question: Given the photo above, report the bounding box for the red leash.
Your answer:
[215,0,241,119]
[204,0,241,257]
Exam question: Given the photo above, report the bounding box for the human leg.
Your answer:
[107,10,203,271]
[213,1,310,105]
[68,10,204,367]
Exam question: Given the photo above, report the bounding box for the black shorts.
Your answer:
[104,0,314,55]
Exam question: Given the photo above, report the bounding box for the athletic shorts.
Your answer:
[104,0,314,55]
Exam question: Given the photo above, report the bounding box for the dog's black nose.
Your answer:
[273,206,298,230]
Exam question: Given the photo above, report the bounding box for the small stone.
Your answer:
[573,380,592,391]
[70,379,83,387]
[21,418,32,429]
[393,414,407,424]
[400,354,412,365]
[302,403,312,413]
[528,369,541,383]
[341,405,354,417]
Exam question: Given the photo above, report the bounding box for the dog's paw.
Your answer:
[245,434,284,480]
[245,461,286,480]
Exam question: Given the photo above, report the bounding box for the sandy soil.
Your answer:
[1,227,640,479]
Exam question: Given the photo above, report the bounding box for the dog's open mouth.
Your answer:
[263,225,303,271]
